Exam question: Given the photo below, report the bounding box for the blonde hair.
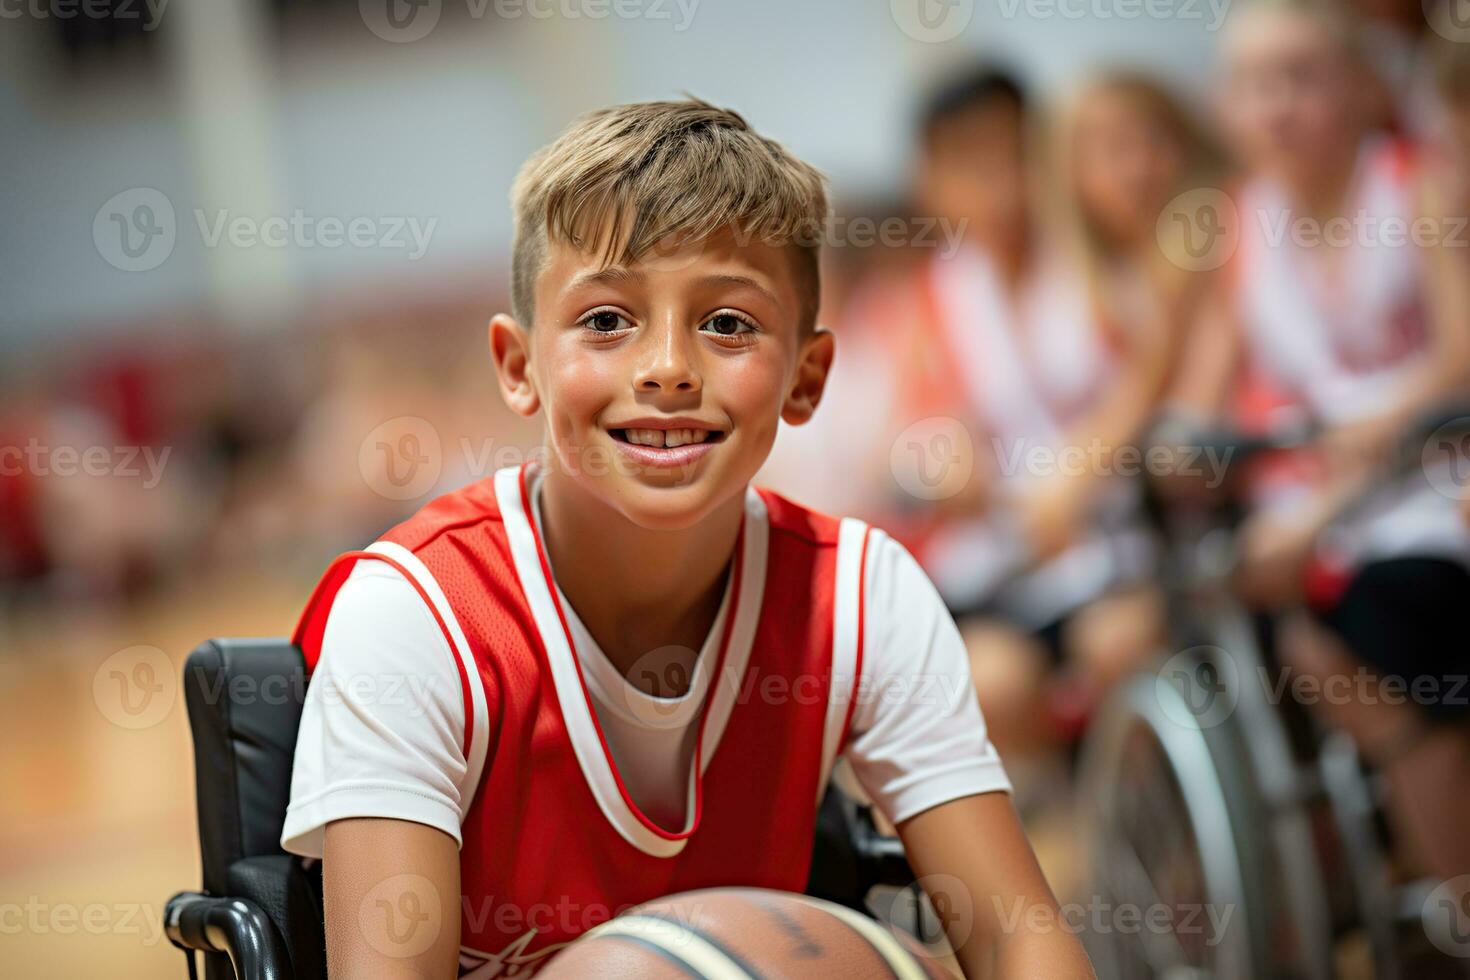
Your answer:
[1052,73,1215,288]
[509,99,829,329]
[1224,0,1366,66]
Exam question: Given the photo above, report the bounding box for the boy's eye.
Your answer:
[701,313,754,336]
[583,310,631,333]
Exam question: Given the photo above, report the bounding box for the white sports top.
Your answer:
[1233,137,1470,566]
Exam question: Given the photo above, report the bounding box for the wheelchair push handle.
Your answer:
[166,891,294,980]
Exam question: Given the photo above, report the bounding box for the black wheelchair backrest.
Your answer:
[184,638,306,897]
[175,638,325,980]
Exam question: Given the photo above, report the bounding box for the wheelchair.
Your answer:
[1077,410,1470,979]
[162,637,923,980]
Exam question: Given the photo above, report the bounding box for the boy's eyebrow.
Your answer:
[698,274,779,306]
[566,266,645,291]
[565,269,780,307]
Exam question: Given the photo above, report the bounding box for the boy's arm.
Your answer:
[280,561,483,977]
[324,818,462,978]
[898,794,1095,979]
[841,530,1090,977]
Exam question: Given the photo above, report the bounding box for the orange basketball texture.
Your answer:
[539,887,953,979]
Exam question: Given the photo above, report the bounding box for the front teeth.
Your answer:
[623,428,711,448]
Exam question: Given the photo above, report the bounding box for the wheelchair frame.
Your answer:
[1076,408,1470,979]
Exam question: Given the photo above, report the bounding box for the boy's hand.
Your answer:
[897,793,1095,979]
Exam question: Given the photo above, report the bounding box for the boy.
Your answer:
[280,100,1093,978]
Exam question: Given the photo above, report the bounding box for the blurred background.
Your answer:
[4,0,1470,976]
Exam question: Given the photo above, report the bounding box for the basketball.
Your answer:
[539,888,952,979]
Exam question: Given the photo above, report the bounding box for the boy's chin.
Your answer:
[606,479,738,533]
[582,470,740,531]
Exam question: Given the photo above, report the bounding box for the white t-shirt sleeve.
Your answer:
[844,530,1012,826]
[280,560,470,858]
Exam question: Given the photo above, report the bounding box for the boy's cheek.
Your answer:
[717,357,788,427]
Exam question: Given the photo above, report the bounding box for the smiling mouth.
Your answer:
[608,428,727,449]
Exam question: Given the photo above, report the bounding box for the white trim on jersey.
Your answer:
[494,465,771,858]
[1235,137,1428,424]
[697,488,769,769]
[361,539,491,820]
[817,518,870,802]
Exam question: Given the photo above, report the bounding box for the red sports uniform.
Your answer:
[292,464,874,976]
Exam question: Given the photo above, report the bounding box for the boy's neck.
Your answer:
[535,465,745,685]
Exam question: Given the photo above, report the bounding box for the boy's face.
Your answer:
[1220,10,1363,186]
[916,100,1030,247]
[491,228,833,531]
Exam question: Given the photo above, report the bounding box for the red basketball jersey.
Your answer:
[293,463,872,977]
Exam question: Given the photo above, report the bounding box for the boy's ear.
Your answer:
[781,326,836,426]
[488,313,539,418]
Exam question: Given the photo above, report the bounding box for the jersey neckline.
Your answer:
[495,463,769,858]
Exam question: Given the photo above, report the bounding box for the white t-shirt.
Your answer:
[281,493,1010,858]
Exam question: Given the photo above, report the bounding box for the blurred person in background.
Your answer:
[767,66,1211,778]
[1426,36,1470,231]
[1170,0,1470,884]
[1347,0,1442,137]
[920,71,1214,768]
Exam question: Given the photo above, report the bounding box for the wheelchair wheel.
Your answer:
[1317,730,1403,979]
[1079,666,1270,979]
[1195,607,1336,979]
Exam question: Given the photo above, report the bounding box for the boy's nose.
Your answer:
[635,327,702,393]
